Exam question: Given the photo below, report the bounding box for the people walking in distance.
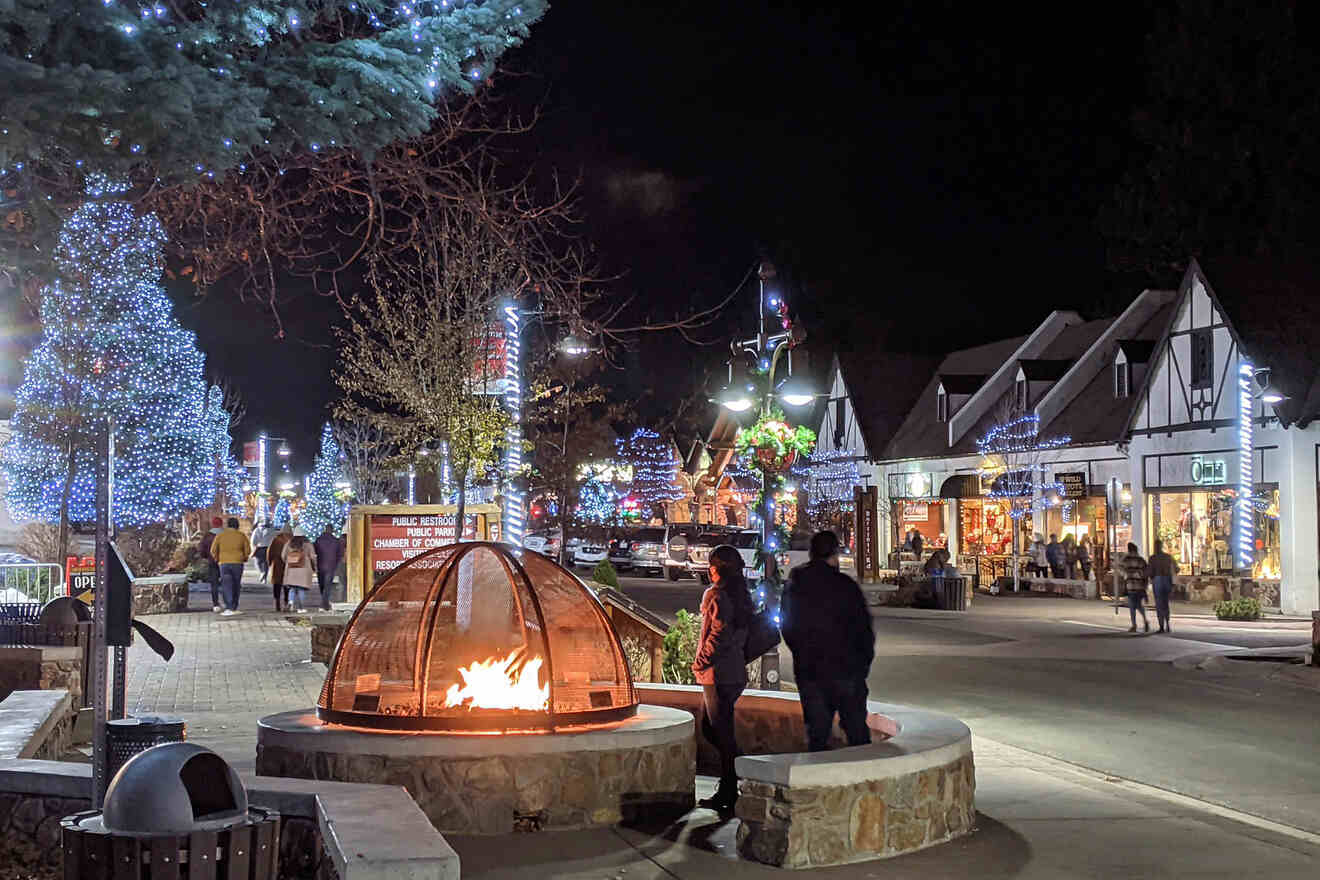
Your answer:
[314,524,343,611]
[282,528,318,613]
[210,517,251,616]
[1148,539,1178,633]
[1118,542,1150,633]
[1046,533,1065,578]
[910,528,924,560]
[1078,535,1094,581]
[251,520,275,583]
[781,530,875,752]
[267,524,293,611]
[692,544,753,814]
[199,516,223,612]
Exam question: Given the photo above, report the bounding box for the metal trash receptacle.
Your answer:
[938,576,968,611]
[106,715,187,786]
[62,742,280,878]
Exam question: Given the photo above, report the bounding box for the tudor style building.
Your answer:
[808,259,1320,615]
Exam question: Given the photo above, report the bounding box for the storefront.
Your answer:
[886,472,946,552]
[1138,449,1281,581]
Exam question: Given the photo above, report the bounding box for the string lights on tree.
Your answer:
[2,177,215,532]
[615,428,683,520]
[975,413,1072,519]
[303,423,348,537]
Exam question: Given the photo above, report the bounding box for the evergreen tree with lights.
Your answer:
[199,384,247,516]
[303,423,347,537]
[2,177,210,559]
[272,495,292,529]
[615,428,684,523]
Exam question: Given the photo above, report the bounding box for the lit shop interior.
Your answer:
[1145,486,1281,579]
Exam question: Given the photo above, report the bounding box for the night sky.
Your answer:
[6,1,1160,472]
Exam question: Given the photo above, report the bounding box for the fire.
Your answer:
[442,648,549,712]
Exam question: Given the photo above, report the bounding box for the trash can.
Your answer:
[62,742,280,878]
[938,576,969,611]
[106,715,187,786]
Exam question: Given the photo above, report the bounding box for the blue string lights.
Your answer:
[303,423,349,536]
[2,178,224,526]
[1237,362,1254,569]
[615,428,684,519]
[502,304,524,546]
[975,414,1072,520]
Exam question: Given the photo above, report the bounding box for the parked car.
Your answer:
[523,530,561,560]
[684,532,728,584]
[607,535,634,571]
[573,541,608,568]
[664,525,704,581]
[628,528,667,576]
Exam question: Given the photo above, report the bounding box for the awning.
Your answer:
[939,474,983,498]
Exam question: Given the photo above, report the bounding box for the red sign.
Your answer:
[242,442,261,468]
[66,555,96,598]
[469,324,508,395]
[368,514,483,573]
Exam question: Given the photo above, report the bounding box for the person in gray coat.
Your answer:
[692,544,753,814]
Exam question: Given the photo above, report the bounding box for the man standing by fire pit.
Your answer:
[781,530,874,752]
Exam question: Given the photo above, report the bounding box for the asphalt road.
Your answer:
[604,572,1320,835]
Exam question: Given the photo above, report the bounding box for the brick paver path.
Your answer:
[124,579,324,771]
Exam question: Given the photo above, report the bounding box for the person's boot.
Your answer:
[1144,619,1150,633]
[1128,625,1137,633]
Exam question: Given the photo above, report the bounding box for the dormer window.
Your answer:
[1015,377,1028,412]
[1114,361,1130,398]
[937,388,948,422]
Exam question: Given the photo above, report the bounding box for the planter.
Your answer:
[755,447,797,473]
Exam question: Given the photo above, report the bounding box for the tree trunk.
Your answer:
[454,472,467,542]
[57,439,78,566]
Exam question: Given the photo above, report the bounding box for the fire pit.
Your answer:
[258,542,695,833]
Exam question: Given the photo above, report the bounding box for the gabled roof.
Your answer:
[837,349,943,460]
[1116,340,1157,364]
[881,335,1029,461]
[1191,257,1320,428]
[1017,359,1073,381]
[937,374,984,395]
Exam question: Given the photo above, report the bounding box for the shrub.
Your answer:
[1214,597,1261,621]
[662,608,699,684]
[117,523,182,578]
[592,558,620,590]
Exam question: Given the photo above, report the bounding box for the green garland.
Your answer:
[734,408,817,467]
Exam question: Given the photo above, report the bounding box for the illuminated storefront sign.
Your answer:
[1190,456,1227,486]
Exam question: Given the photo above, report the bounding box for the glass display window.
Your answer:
[1146,486,1278,576]
[959,498,1012,556]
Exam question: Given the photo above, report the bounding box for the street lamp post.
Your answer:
[716,261,816,690]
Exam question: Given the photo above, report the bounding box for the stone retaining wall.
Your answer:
[131,575,190,615]
[256,735,695,834]
[0,647,81,705]
[1019,577,1097,600]
[308,614,349,664]
[1175,575,1280,609]
[736,753,975,868]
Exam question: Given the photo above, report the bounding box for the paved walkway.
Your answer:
[118,579,1320,877]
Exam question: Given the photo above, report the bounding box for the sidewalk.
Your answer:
[451,736,1320,878]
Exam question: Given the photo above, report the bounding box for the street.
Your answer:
[604,573,1320,835]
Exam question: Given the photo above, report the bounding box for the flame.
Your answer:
[1254,560,1280,580]
[442,648,549,712]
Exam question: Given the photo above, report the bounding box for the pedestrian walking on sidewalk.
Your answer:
[1148,539,1178,633]
[251,520,275,583]
[314,524,343,611]
[199,516,223,612]
[210,517,251,616]
[781,530,875,752]
[692,544,753,814]
[1078,536,1093,580]
[1118,542,1150,633]
[282,529,318,613]
[268,524,293,611]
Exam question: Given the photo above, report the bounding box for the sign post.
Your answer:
[91,419,113,807]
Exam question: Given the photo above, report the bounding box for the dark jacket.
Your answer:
[693,585,749,686]
[1045,540,1064,567]
[781,560,874,682]
[1148,551,1177,579]
[314,533,343,575]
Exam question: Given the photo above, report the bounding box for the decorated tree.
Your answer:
[2,177,211,560]
[615,428,684,523]
[199,384,247,518]
[272,495,292,529]
[303,423,348,537]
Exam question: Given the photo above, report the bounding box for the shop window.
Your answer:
[1114,362,1130,398]
[937,389,948,422]
[1190,329,1213,389]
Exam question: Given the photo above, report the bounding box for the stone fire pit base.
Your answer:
[256,705,695,834]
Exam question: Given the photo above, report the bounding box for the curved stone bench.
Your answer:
[636,683,974,869]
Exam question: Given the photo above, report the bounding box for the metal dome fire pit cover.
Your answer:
[318,542,638,731]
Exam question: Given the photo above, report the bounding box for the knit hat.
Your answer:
[211,516,224,527]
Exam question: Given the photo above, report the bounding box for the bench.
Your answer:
[635,683,974,869]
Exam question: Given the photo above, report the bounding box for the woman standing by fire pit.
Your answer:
[693,544,753,814]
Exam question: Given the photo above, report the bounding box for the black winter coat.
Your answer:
[780,561,874,682]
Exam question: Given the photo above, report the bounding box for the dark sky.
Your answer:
[10,1,1160,471]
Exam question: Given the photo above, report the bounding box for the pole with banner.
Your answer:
[91,418,113,807]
